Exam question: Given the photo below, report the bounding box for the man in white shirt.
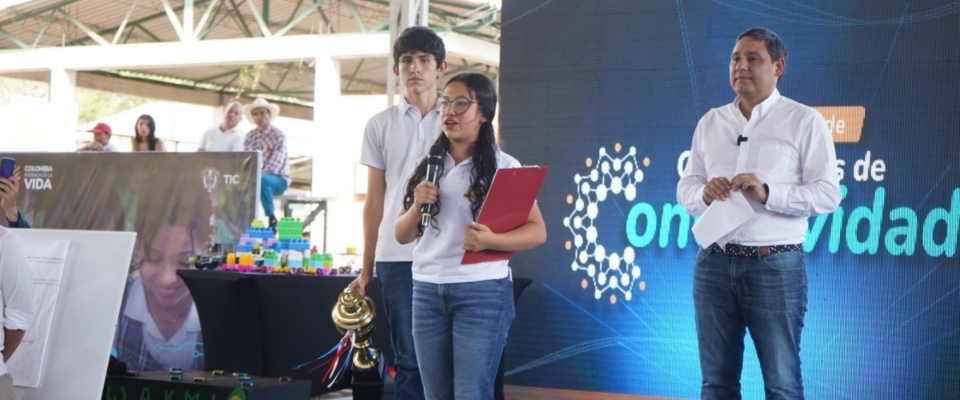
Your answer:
[677,27,840,400]
[197,101,245,152]
[77,122,120,152]
[0,226,35,399]
[347,26,447,400]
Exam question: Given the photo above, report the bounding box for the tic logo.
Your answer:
[201,168,220,193]
[563,144,649,304]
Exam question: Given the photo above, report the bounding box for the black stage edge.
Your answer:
[104,370,310,400]
[178,271,394,397]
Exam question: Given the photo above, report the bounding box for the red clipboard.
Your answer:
[461,166,549,265]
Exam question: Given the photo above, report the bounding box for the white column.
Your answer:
[312,54,341,131]
[386,0,402,107]
[310,53,343,249]
[420,0,429,26]
[49,68,79,152]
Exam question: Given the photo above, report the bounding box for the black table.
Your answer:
[179,270,528,399]
[104,370,311,400]
[178,271,393,397]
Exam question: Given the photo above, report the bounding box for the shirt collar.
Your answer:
[443,144,501,169]
[733,88,781,121]
[256,124,276,135]
[397,95,439,119]
[222,125,241,134]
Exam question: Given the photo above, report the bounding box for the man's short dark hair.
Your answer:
[392,26,446,66]
[737,27,788,63]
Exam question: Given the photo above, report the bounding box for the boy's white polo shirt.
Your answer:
[412,149,521,284]
[360,96,442,261]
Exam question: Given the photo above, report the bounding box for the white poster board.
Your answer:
[10,229,136,400]
[6,239,72,387]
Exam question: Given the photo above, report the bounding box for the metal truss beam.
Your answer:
[344,0,367,32]
[195,0,221,38]
[274,62,294,91]
[64,0,215,46]
[0,32,497,73]
[276,0,325,37]
[159,0,188,41]
[262,0,270,24]
[183,0,195,38]
[112,0,139,45]
[32,9,57,48]
[60,9,110,45]
[135,24,163,42]
[343,58,364,91]
[315,0,333,33]
[245,0,273,37]
[0,27,28,49]
[284,0,305,27]
[0,0,83,28]
[197,1,229,40]
[228,0,254,38]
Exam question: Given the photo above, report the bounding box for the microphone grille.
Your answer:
[429,144,445,158]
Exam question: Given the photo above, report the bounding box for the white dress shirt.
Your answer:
[102,142,120,152]
[677,89,841,246]
[198,125,245,151]
[412,149,521,284]
[0,226,35,376]
[360,96,442,262]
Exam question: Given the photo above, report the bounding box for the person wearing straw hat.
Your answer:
[242,97,290,232]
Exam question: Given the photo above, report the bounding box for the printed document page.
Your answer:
[8,239,72,388]
[691,191,756,249]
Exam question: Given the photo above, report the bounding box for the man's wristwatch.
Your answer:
[762,183,769,204]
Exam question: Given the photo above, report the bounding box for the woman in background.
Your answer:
[395,73,546,400]
[131,114,166,152]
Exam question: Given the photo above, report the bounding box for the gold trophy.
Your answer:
[331,288,384,399]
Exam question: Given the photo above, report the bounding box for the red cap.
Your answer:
[88,122,112,135]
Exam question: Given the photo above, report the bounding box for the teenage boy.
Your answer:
[348,26,447,400]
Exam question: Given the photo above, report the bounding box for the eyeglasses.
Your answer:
[437,98,477,115]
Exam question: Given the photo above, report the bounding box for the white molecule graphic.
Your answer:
[563,144,646,303]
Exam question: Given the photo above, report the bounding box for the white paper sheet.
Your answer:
[691,191,757,249]
[7,239,72,388]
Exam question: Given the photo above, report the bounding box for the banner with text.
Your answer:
[4,152,259,372]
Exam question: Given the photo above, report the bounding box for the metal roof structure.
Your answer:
[0,0,501,116]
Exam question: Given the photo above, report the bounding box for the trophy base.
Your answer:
[351,351,386,400]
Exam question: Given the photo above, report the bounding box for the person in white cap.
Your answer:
[242,98,290,232]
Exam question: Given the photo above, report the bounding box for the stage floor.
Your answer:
[313,389,352,399]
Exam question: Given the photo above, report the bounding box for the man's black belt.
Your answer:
[707,243,803,258]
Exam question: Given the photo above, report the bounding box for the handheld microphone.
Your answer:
[421,144,445,229]
[737,135,748,146]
